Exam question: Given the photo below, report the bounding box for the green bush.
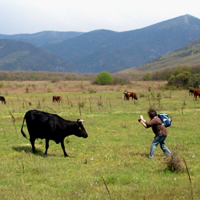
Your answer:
[94,71,113,85]
[0,82,4,88]
[120,81,125,86]
[143,72,152,81]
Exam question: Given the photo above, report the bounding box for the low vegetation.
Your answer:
[0,80,199,199]
[0,71,96,81]
[0,70,140,83]
[93,72,131,85]
[143,65,200,89]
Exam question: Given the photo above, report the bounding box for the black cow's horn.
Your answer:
[77,119,85,122]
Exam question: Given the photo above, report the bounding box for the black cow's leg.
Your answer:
[45,139,49,155]
[30,137,36,153]
[61,140,69,157]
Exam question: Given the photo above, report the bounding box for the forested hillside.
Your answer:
[40,15,200,73]
[1,15,200,73]
[134,37,200,72]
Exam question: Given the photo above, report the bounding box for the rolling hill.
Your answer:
[0,39,74,72]
[120,36,200,73]
[0,31,83,46]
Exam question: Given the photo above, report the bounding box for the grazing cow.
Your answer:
[56,96,62,102]
[52,96,57,102]
[189,88,195,96]
[193,89,200,100]
[21,110,88,157]
[129,92,138,100]
[124,92,138,101]
[124,92,131,100]
[0,96,6,104]
[52,96,62,103]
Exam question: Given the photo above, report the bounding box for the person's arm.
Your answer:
[145,117,161,128]
[140,115,147,128]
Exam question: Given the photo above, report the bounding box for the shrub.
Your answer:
[51,77,59,83]
[164,150,183,172]
[112,75,131,85]
[25,87,29,93]
[88,88,97,93]
[94,72,113,85]
[78,102,85,108]
[120,81,125,85]
[143,72,152,81]
[47,88,52,93]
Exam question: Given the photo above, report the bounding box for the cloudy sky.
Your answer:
[1,0,200,35]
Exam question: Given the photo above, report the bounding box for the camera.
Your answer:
[138,119,141,122]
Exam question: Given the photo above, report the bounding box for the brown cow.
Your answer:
[130,92,138,100]
[0,96,6,104]
[189,88,195,96]
[52,96,62,103]
[52,96,57,102]
[56,96,62,103]
[124,92,130,100]
[124,92,138,101]
[193,89,200,100]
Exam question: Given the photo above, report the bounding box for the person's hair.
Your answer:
[148,108,158,119]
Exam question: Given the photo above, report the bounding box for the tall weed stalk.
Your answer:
[183,158,193,200]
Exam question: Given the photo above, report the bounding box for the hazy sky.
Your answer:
[1,0,200,35]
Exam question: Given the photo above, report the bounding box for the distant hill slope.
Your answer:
[1,15,200,74]
[0,31,83,46]
[40,14,200,73]
[122,36,200,73]
[0,39,74,72]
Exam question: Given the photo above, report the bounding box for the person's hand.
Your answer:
[140,120,147,128]
[140,115,146,122]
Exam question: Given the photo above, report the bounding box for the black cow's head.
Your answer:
[76,119,88,138]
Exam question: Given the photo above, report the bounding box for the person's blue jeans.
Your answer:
[148,135,171,158]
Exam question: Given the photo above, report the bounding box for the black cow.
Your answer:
[0,96,6,104]
[21,110,88,157]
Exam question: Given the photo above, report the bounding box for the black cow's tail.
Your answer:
[21,114,27,139]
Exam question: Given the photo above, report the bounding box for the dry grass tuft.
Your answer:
[164,150,183,172]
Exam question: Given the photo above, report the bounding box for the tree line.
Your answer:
[0,70,139,84]
[143,65,200,88]
[0,71,95,81]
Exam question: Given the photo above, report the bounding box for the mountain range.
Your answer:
[134,36,200,72]
[1,14,200,74]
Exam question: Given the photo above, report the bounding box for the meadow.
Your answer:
[0,80,200,200]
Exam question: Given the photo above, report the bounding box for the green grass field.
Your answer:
[0,81,200,199]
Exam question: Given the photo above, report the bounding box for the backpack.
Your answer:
[158,113,172,127]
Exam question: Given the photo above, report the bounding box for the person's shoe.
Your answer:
[148,155,154,159]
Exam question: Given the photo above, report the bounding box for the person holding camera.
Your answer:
[139,108,171,158]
